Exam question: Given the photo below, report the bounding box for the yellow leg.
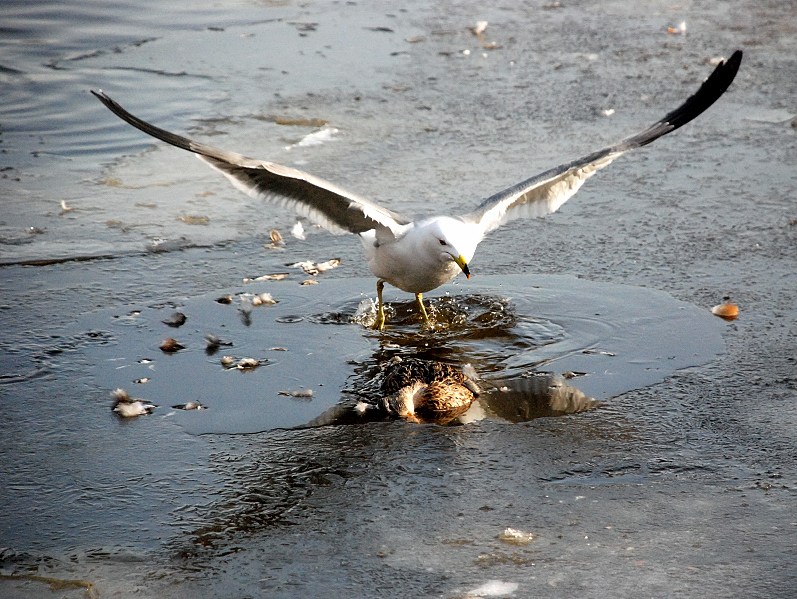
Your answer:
[375,280,386,330]
[415,292,429,322]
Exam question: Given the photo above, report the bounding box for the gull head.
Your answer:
[420,216,479,279]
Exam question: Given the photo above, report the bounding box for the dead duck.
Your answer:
[381,357,480,425]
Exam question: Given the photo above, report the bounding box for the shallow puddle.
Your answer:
[69,274,724,434]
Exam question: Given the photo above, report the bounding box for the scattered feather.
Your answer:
[291,221,306,240]
[251,292,278,306]
[243,272,290,283]
[236,357,261,370]
[470,21,488,36]
[278,388,314,399]
[291,258,341,275]
[177,214,210,225]
[498,527,535,545]
[285,127,339,150]
[172,401,207,411]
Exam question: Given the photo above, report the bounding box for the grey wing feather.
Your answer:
[464,50,743,234]
[91,90,411,236]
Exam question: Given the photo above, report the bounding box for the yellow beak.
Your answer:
[454,255,471,279]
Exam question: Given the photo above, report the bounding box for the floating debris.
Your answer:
[291,258,341,275]
[159,337,185,353]
[289,21,318,34]
[111,388,156,418]
[270,346,288,351]
[278,388,314,399]
[216,294,234,304]
[498,527,535,545]
[712,302,739,321]
[243,272,290,283]
[562,371,587,380]
[600,108,616,117]
[667,20,687,35]
[220,355,262,370]
[134,377,150,384]
[59,200,74,214]
[236,357,261,370]
[582,348,615,356]
[162,311,186,327]
[266,116,330,127]
[172,401,207,411]
[177,214,210,225]
[251,292,278,306]
[265,228,285,250]
[300,279,318,286]
[470,20,488,36]
[285,127,339,151]
[205,334,233,352]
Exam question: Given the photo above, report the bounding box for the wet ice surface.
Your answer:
[2,0,796,597]
[73,275,722,434]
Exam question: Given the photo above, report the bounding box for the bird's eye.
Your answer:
[439,239,447,246]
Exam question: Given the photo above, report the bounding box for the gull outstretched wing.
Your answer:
[464,50,743,234]
[92,90,411,236]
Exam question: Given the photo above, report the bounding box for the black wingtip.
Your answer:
[624,49,743,149]
[665,49,743,131]
[90,88,203,156]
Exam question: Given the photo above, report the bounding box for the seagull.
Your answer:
[92,50,742,329]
